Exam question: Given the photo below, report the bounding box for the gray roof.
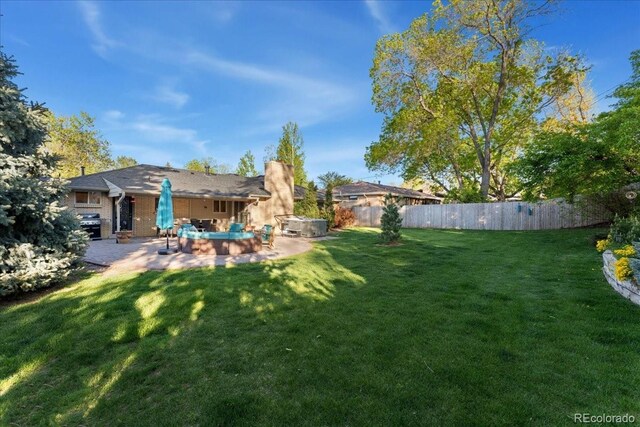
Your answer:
[67,164,271,199]
[333,181,441,200]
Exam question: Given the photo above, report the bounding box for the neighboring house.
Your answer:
[66,161,296,238]
[328,181,442,208]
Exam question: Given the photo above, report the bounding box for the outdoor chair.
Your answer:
[190,219,201,230]
[201,219,214,232]
[261,225,275,249]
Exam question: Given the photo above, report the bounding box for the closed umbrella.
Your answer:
[156,178,177,254]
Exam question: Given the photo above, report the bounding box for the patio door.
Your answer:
[112,196,134,232]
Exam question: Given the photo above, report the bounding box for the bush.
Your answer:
[334,206,355,228]
[595,239,610,252]
[614,245,636,258]
[609,214,640,244]
[614,257,634,281]
[380,193,402,244]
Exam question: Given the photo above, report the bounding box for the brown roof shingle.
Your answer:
[67,164,271,199]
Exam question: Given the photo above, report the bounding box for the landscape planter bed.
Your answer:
[178,231,262,255]
[602,250,640,306]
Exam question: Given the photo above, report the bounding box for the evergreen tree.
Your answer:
[276,122,308,187]
[0,52,87,296]
[236,150,258,177]
[294,180,320,218]
[322,182,335,229]
[380,193,402,244]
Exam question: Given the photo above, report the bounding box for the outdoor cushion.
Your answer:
[229,223,244,232]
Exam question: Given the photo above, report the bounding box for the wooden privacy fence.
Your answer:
[351,201,610,231]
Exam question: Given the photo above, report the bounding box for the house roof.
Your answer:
[332,181,442,201]
[67,164,271,199]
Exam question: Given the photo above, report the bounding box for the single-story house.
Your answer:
[66,161,297,238]
[326,181,442,208]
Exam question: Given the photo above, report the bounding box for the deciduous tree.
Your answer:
[45,111,112,177]
[317,171,352,189]
[367,0,588,200]
[113,155,137,169]
[184,157,231,174]
[513,50,640,211]
[236,150,258,177]
[276,122,308,187]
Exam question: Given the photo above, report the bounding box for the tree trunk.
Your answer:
[480,147,491,199]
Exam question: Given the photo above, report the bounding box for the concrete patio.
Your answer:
[84,236,316,273]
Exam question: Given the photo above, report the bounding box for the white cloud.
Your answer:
[77,1,120,57]
[103,109,124,121]
[102,111,209,155]
[184,49,362,131]
[150,84,190,109]
[364,0,396,34]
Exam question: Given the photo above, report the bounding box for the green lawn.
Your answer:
[1,228,639,425]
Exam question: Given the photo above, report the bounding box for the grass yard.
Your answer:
[1,228,639,425]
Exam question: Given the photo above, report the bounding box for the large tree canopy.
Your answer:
[45,111,113,178]
[366,0,589,200]
[513,50,640,208]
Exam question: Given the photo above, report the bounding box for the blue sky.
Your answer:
[1,1,638,184]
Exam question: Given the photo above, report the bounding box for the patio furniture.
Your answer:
[261,225,275,249]
[229,222,244,233]
[201,219,214,232]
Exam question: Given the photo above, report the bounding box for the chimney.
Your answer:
[264,161,294,223]
[378,180,381,185]
[204,165,210,175]
[80,166,85,176]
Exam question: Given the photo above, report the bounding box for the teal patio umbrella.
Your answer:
[156,178,177,254]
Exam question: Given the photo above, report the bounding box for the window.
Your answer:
[349,195,358,200]
[233,201,246,212]
[75,191,101,205]
[213,200,227,213]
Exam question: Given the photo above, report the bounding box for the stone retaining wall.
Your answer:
[602,250,640,306]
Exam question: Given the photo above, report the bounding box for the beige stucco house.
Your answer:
[65,161,296,238]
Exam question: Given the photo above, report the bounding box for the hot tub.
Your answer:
[177,229,261,255]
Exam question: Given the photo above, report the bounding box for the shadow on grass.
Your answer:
[0,243,365,425]
[1,227,639,426]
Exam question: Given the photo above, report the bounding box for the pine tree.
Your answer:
[0,52,87,296]
[294,180,320,218]
[380,193,402,244]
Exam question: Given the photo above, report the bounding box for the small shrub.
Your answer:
[595,239,610,252]
[334,206,355,228]
[609,214,640,244]
[614,245,636,258]
[614,257,634,281]
[380,193,402,244]
[590,232,609,247]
